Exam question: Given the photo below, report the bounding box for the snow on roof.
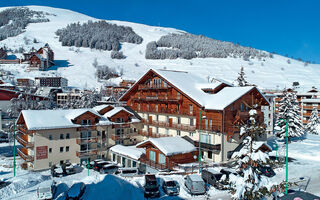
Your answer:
[151,69,260,110]
[110,145,145,160]
[21,108,101,130]
[188,174,203,182]
[136,136,197,156]
[103,106,134,118]
[92,104,109,113]
[252,141,272,151]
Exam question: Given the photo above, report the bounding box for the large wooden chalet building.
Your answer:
[120,69,269,163]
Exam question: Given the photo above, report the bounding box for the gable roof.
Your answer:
[121,69,269,110]
[103,106,134,118]
[18,108,102,130]
[136,136,197,156]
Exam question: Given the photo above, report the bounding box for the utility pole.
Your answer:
[198,110,201,174]
[13,119,16,177]
[279,118,289,195]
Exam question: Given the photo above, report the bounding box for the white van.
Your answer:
[184,174,206,195]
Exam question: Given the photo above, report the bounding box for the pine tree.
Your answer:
[236,67,250,87]
[229,108,274,199]
[275,90,304,139]
[305,107,320,135]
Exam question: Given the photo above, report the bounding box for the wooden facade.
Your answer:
[120,69,269,162]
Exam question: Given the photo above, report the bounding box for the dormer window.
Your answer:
[81,119,91,125]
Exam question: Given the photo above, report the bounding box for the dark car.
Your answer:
[201,168,223,188]
[162,179,180,196]
[51,165,64,177]
[99,164,119,174]
[257,165,276,177]
[144,174,160,198]
[93,161,110,171]
[62,163,76,176]
[66,182,86,200]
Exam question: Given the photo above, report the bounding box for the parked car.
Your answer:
[117,167,138,177]
[184,174,206,195]
[66,182,86,200]
[144,174,160,198]
[201,168,223,188]
[162,178,180,196]
[37,186,53,200]
[93,160,111,171]
[99,163,119,174]
[257,165,276,177]
[51,165,64,177]
[62,163,76,176]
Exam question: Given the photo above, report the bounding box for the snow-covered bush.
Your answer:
[275,90,304,139]
[305,107,320,135]
[145,33,268,60]
[92,60,121,81]
[0,7,49,41]
[56,20,143,52]
[111,51,126,59]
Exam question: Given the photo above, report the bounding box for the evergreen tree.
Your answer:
[275,90,304,139]
[305,107,320,135]
[229,108,274,199]
[236,67,250,87]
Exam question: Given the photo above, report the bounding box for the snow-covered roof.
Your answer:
[188,174,203,182]
[20,108,101,130]
[103,106,134,118]
[136,136,197,156]
[110,145,145,160]
[123,69,267,110]
[92,104,109,113]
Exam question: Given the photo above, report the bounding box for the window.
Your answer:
[81,119,91,125]
[156,115,159,121]
[49,148,52,153]
[177,130,181,136]
[147,104,149,111]
[66,133,70,139]
[60,134,64,139]
[201,134,211,144]
[190,118,194,126]
[138,104,141,111]
[60,160,64,165]
[189,132,194,137]
[189,104,193,114]
[158,79,162,87]
[205,119,208,130]
[66,146,69,152]
[49,135,52,140]
[209,120,212,130]
[163,81,167,87]
[208,151,213,159]
[156,127,159,133]
[149,150,156,162]
[122,157,126,167]
[240,103,244,112]
[132,161,137,167]
[177,117,181,124]
[60,147,63,152]
[166,116,169,123]
[230,104,234,111]
[156,104,158,112]
[245,106,249,111]
[97,131,101,136]
[49,162,52,167]
[97,143,101,148]
[159,153,166,164]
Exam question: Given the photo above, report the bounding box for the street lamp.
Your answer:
[13,119,16,177]
[279,118,289,195]
[198,110,206,174]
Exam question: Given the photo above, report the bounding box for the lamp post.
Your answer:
[13,119,16,177]
[279,118,289,195]
[198,110,206,174]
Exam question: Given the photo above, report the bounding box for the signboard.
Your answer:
[36,146,48,160]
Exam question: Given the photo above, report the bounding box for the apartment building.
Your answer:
[35,77,68,88]
[120,69,269,163]
[16,105,142,171]
[56,91,82,106]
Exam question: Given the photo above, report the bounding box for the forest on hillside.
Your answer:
[56,20,143,57]
[145,33,269,60]
[0,7,50,41]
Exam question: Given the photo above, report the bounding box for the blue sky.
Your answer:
[1,0,320,63]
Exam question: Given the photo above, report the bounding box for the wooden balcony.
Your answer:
[302,105,320,110]
[138,85,171,90]
[17,147,34,162]
[76,137,98,145]
[141,108,196,117]
[112,123,131,129]
[132,96,182,103]
[76,149,98,157]
[16,133,34,148]
[142,119,196,132]
[138,130,171,138]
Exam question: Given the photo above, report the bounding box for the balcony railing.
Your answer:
[302,105,320,110]
[138,130,171,138]
[16,133,34,148]
[138,85,171,90]
[140,156,168,170]
[141,108,196,117]
[76,137,98,145]
[142,119,196,132]
[17,148,34,162]
[132,96,182,103]
[76,149,98,157]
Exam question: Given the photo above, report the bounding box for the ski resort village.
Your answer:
[0,5,320,200]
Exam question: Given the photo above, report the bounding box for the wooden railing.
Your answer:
[76,137,98,145]
[133,96,182,103]
[16,133,34,148]
[302,105,320,110]
[142,119,196,132]
[76,149,98,157]
[138,85,171,90]
[138,130,171,138]
[140,157,168,170]
[17,148,34,162]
